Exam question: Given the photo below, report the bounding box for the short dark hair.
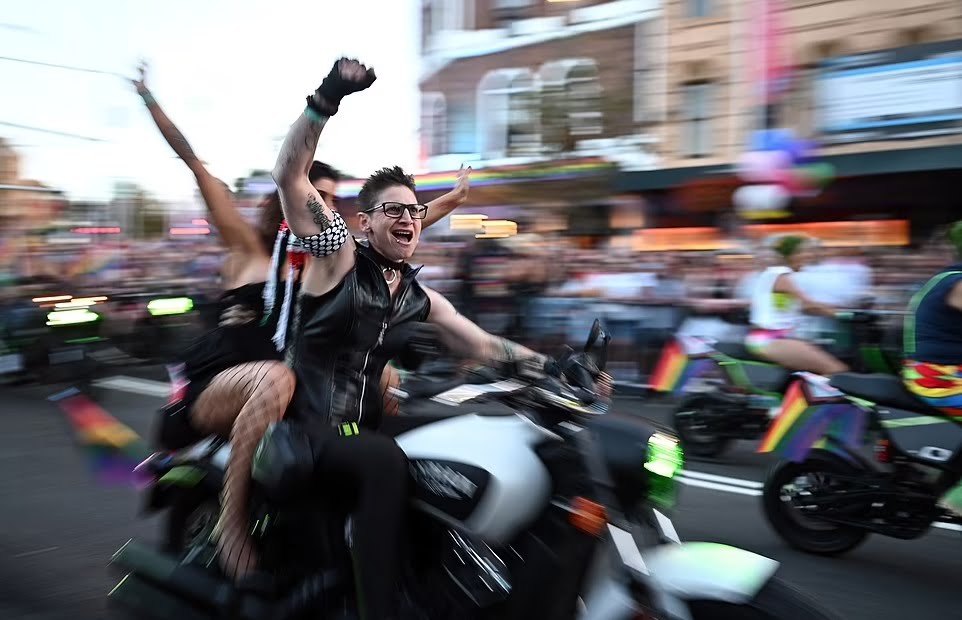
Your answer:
[257,160,340,251]
[309,161,340,184]
[357,166,416,213]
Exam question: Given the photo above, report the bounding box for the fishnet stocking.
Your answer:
[191,361,295,581]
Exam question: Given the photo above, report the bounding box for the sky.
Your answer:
[0,0,421,203]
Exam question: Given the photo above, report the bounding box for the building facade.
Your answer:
[419,0,962,246]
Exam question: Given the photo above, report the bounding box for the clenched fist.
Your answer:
[308,57,377,116]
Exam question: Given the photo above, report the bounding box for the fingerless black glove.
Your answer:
[306,58,377,117]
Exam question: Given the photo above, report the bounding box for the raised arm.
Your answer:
[424,287,545,366]
[132,63,261,258]
[271,58,377,294]
[421,165,472,229]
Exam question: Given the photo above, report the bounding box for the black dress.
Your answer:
[288,243,432,431]
[180,282,283,410]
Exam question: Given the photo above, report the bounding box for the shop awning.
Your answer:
[614,144,962,193]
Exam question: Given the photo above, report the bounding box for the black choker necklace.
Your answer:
[360,243,405,283]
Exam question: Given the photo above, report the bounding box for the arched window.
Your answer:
[478,68,540,158]
[421,93,447,158]
[539,59,603,153]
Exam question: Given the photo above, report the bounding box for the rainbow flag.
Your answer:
[758,380,867,462]
[649,339,714,395]
[50,388,151,486]
[336,159,613,198]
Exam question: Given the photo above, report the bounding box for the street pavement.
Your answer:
[0,370,959,620]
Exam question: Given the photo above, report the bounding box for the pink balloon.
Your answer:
[739,150,791,183]
[738,152,770,183]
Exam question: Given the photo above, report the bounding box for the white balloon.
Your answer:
[734,184,791,213]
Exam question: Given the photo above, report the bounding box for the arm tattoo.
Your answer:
[307,195,332,230]
[302,120,323,151]
[163,122,198,163]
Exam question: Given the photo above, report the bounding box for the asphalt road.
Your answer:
[0,370,958,620]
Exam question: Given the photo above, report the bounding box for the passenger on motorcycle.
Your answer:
[133,62,471,583]
[273,57,595,620]
[745,234,848,376]
[902,221,962,418]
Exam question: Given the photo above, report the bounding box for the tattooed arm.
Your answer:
[132,63,263,261]
[423,287,546,366]
[271,111,343,241]
[271,107,355,296]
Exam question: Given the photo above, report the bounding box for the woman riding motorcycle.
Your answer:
[745,234,848,375]
[132,62,470,582]
[902,221,962,418]
[272,57,580,620]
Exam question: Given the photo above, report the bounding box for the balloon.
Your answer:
[773,169,804,194]
[733,185,758,212]
[749,130,773,152]
[812,162,836,187]
[734,184,792,214]
[738,151,790,183]
[764,184,792,211]
[749,128,792,152]
[793,140,818,164]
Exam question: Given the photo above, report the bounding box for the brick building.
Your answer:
[418,0,962,246]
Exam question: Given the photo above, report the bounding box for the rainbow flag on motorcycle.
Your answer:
[758,372,868,462]
[51,388,151,486]
[649,337,716,395]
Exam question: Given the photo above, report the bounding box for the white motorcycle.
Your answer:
[110,320,839,620]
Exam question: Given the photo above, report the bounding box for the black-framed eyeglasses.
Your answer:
[362,202,428,220]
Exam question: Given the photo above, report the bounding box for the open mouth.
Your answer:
[391,229,414,245]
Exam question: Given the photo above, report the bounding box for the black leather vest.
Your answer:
[288,244,431,430]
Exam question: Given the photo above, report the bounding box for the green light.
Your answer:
[147,297,194,316]
[46,309,101,326]
[645,433,684,479]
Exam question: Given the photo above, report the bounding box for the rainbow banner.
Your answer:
[336,159,613,198]
[649,339,715,395]
[50,388,151,486]
[758,379,867,462]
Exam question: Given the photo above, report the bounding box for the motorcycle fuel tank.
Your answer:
[396,413,560,545]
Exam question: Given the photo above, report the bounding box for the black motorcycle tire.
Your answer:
[687,576,842,620]
[762,450,869,556]
[673,395,733,459]
[163,488,220,558]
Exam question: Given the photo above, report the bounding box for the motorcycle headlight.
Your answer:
[147,297,194,316]
[645,433,684,511]
[46,309,101,327]
[645,433,684,479]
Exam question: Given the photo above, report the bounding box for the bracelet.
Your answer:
[304,105,329,125]
[140,91,156,106]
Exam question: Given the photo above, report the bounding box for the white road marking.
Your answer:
[680,470,764,489]
[93,376,170,398]
[13,546,59,558]
[678,475,763,497]
[679,471,962,534]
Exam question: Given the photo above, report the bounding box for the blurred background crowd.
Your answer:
[1,0,961,385]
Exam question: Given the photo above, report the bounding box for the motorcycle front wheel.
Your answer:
[762,449,869,556]
[687,577,842,620]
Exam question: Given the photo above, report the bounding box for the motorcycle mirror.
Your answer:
[585,319,602,353]
[584,318,611,372]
